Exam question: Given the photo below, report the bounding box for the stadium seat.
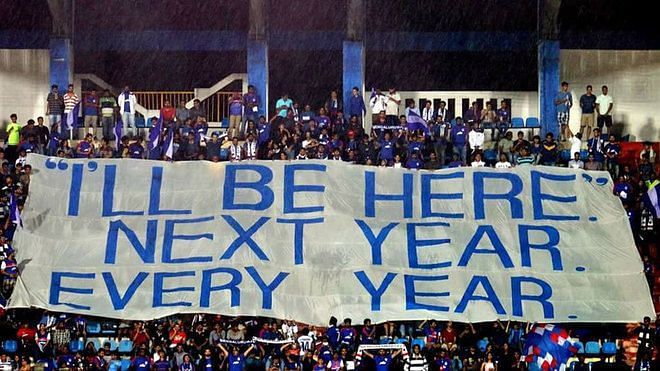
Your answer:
[118,339,134,353]
[484,149,498,163]
[2,340,17,353]
[121,358,132,371]
[584,341,600,355]
[476,338,489,353]
[511,117,524,129]
[221,118,230,128]
[69,339,84,353]
[87,321,101,334]
[560,149,571,163]
[108,339,119,351]
[601,341,616,355]
[134,116,146,129]
[378,337,391,344]
[395,337,408,345]
[580,150,589,161]
[220,148,229,161]
[411,338,425,350]
[574,341,585,354]
[89,338,102,351]
[450,119,456,126]
[525,117,540,129]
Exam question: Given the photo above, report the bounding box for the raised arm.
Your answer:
[243,344,255,357]
[362,351,374,359]
[217,343,228,357]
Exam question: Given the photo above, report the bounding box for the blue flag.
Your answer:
[148,115,163,151]
[10,193,23,228]
[65,102,81,130]
[406,109,429,134]
[114,116,123,149]
[162,127,174,160]
[643,182,660,218]
[370,87,376,100]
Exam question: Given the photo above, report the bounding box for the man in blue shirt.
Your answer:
[243,85,259,122]
[378,132,394,164]
[218,344,254,371]
[450,117,468,165]
[495,100,510,141]
[363,348,402,371]
[346,87,366,125]
[276,94,293,117]
[579,85,597,140]
[555,81,573,141]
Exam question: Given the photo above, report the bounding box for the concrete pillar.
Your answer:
[538,40,560,138]
[537,0,561,137]
[248,0,268,117]
[47,0,74,90]
[343,0,366,121]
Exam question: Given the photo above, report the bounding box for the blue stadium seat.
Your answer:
[450,119,456,126]
[511,117,524,129]
[221,118,230,128]
[121,358,132,371]
[560,149,571,163]
[108,339,119,351]
[378,337,391,345]
[525,117,541,136]
[220,148,229,161]
[69,339,84,353]
[411,338,425,350]
[476,338,489,353]
[2,340,17,353]
[89,338,102,351]
[484,149,498,163]
[575,341,585,354]
[580,150,589,161]
[395,337,408,345]
[118,339,134,353]
[134,116,146,129]
[601,341,616,355]
[584,341,600,355]
[87,321,101,334]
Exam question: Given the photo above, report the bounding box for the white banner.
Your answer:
[9,154,654,324]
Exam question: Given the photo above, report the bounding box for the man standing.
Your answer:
[276,94,293,117]
[46,84,63,129]
[243,85,259,123]
[117,85,137,136]
[596,85,613,135]
[385,87,401,127]
[228,93,244,135]
[436,101,451,123]
[450,117,468,165]
[554,81,573,141]
[99,90,116,141]
[35,116,50,154]
[369,90,387,124]
[579,85,596,139]
[347,87,366,125]
[5,114,21,164]
[421,100,434,122]
[63,84,79,138]
[83,88,99,137]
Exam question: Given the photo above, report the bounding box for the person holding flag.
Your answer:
[147,115,164,160]
[406,109,430,135]
[114,113,123,150]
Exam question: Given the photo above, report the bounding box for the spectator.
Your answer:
[325,90,342,121]
[587,128,605,163]
[189,99,206,123]
[405,344,428,371]
[83,88,99,136]
[481,102,497,141]
[468,122,485,155]
[450,117,468,165]
[99,90,116,140]
[436,100,452,123]
[540,133,558,166]
[495,100,510,141]
[385,88,401,126]
[117,86,137,136]
[471,152,485,167]
[421,100,434,122]
[639,141,656,164]
[369,90,387,124]
[243,85,260,123]
[555,81,573,141]
[495,153,512,168]
[584,153,603,171]
[568,131,582,163]
[579,84,597,139]
[160,100,176,124]
[511,131,530,163]
[464,101,481,125]
[276,94,293,118]
[228,93,244,135]
[5,114,21,165]
[604,134,620,178]
[498,131,514,163]
[596,85,614,135]
[568,152,584,169]
[46,84,63,128]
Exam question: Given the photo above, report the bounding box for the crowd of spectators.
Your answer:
[0,82,658,370]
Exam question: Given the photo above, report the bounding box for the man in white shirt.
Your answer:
[568,132,582,159]
[595,85,613,135]
[369,90,387,124]
[385,87,401,126]
[229,137,243,161]
[468,122,484,154]
[568,152,584,169]
[117,85,137,136]
[242,133,258,160]
[421,100,434,122]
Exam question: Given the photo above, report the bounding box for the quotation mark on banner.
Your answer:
[44,159,99,172]
[581,173,608,186]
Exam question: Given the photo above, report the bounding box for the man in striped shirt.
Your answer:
[404,344,428,371]
[63,84,79,137]
[515,147,535,166]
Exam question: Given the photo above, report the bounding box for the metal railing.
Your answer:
[133,91,238,123]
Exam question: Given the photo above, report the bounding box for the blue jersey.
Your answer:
[228,354,244,371]
[374,355,392,371]
[326,326,340,348]
[379,140,394,160]
[131,356,152,371]
[198,357,214,371]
